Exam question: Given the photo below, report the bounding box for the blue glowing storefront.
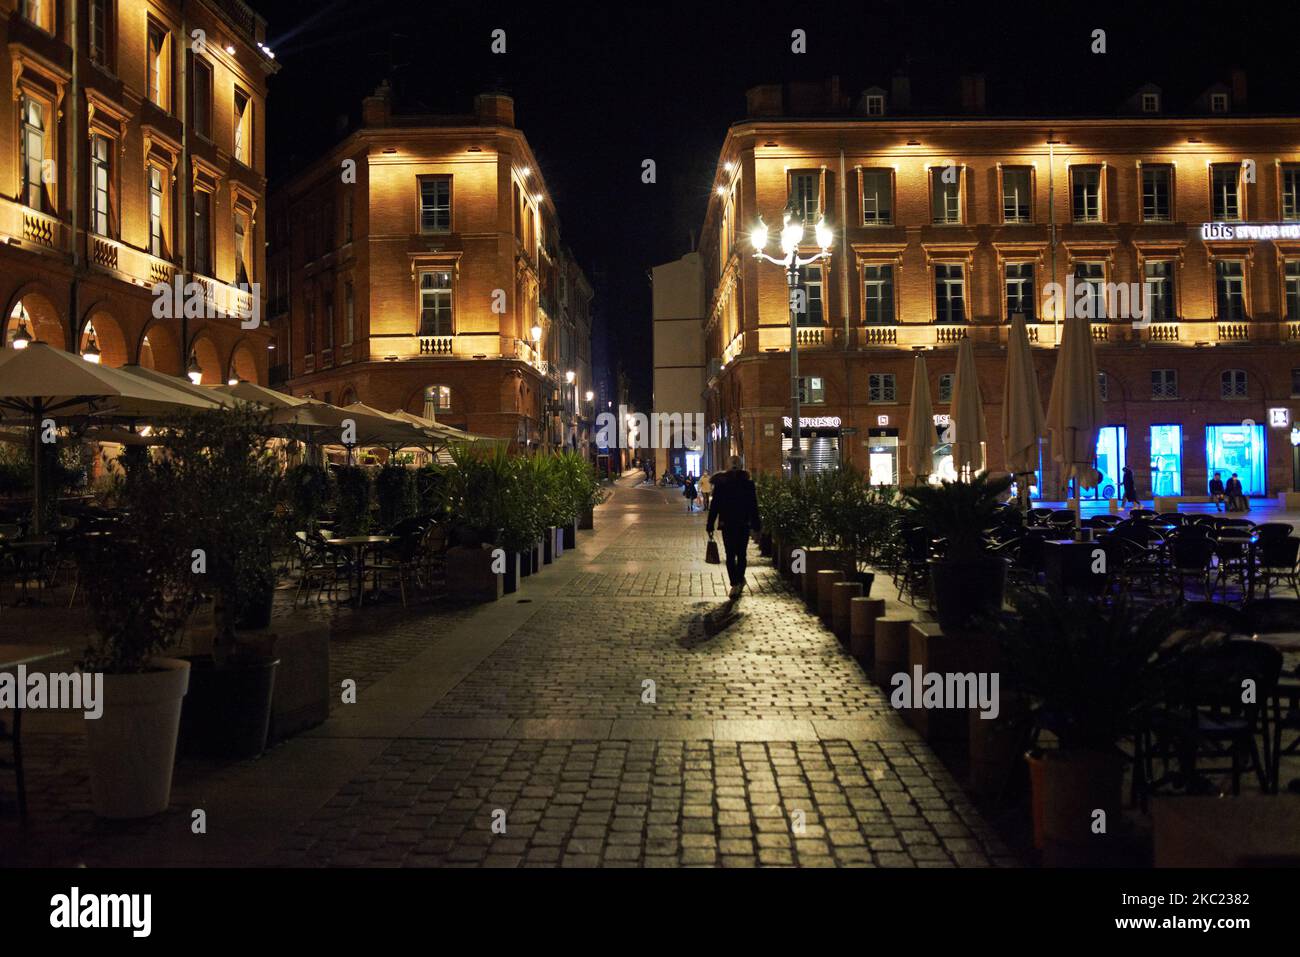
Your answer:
[1150,424,1183,496]
[1205,423,1266,497]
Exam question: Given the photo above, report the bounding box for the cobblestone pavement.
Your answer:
[284,478,1015,867]
[2,475,1017,867]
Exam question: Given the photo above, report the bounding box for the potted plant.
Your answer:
[333,464,373,537]
[901,472,1012,631]
[375,461,416,529]
[78,443,201,818]
[284,462,333,533]
[998,592,1223,865]
[556,450,607,534]
[155,408,283,760]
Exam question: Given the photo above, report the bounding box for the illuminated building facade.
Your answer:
[700,75,1300,498]
[268,85,594,448]
[0,0,276,381]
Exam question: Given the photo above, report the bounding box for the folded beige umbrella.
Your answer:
[1045,313,1104,499]
[117,364,237,408]
[1002,314,1046,508]
[903,353,935,484]
[949,337,987,479]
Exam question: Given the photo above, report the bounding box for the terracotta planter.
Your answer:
[1026,749,1126,866]
[84,658,190,819]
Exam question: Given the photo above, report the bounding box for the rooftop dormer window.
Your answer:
[1211,92,1229,113]
[1141,92,1160,113]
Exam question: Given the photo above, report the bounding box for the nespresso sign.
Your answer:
[783,415,842,429]
[1201,222,1300,241]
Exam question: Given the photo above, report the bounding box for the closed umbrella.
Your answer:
[1045,313,1104,506]
[1002,314,1046,509]
[903,353,935,484]
[949,337,987,480]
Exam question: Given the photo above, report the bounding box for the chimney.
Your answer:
[891,73,911,111]
[960,73,986,113]
[746,83,784,117]
[1230,69,1248,109]
[361,80,391,127]
[475,91,515,127]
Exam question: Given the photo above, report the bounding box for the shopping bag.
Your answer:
[704,535,721,564]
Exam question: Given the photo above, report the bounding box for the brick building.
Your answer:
[699,74,1300,500]
[1,0,276,381]
[267,85,594,449]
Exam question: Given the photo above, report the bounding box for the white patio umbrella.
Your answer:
[1046,312,1104,505]
[949,337,988,480]
[0,342,212,531]
[118,364,240,409]
[1002,314,1046,510]
[903,353,935,485]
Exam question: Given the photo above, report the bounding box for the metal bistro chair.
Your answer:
[1167,536,1217,600]
[897,525,933,604]
[1027,507,1054,528]
[1144,639,1282,796]
[1254,536,1300,599]
[371,525,429,608]
[293,531,351,605]
[1254,522,1295,542]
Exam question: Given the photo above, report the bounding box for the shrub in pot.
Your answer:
[998,593,1224,865]
[902,473,1012,631]
[333,465,373,537]
[375,462,416,529]
[284,462,334,533]
[158,408,284,759]
[78,444,202,819]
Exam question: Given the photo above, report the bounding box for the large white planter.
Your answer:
[84,658,190,819]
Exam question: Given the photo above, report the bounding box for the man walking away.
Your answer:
[1209,471,1225,512]
[699,471,712,512]
[1120,466,1140,509]
[707,456,762,600]
[683,474,698,511]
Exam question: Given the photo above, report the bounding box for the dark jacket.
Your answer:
[1121,469,1137,498]
[1225,477,1243,496]
[706,469,761,535]
[1209,477,1225,495]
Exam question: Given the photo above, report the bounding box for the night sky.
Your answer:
[250,0,1300,407]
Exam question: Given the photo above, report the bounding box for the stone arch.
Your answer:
[78,302,130,367]
[139,319,182,374]
[3,284,66,350]
[229,338,260,384]
[188,331,224,385]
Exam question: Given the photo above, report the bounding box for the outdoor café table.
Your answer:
[1043,538,1107,596]
[0,643,69,819]
[323,535,395,606]
[1216,533,1258,599]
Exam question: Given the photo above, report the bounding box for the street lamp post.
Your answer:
[750,212,834,479]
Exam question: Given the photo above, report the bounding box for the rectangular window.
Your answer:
[1150,424,1183,496]
[192,59,213,139]
[797,265,824,326]
[343,193,353,243]
[931,168,961,224]
[89,0,111,66]
[323,291,334,351]
[1002,168,1032,223]
[934,264,965,323]
[1074,262,1106,318]
[862,264,894,324]
[343,281,355,346]
[1071,166,1102,222]
[428,385,452,412]
[1221,369,1248,398]
[1291,368,1300,397]
[1143,260,1174,321]
[148,23,170,111]
[798,376,825,404]
[233,89,252,165]
[233,210,250,285]
[1152,369,1178,399]
[419,177,451,232]
[19,97,46,210]
[860,169,892,224]
[90,134,112,237]
[1286,260,1300,321]
[304,296,315,355]
[148,167,166,257]
[418,269,453,336]
[193,189,212,276]
[1142,166,1172,222]
[1005,262,1035,320]
[868,373,897,404]
[1283,167,1300,222]
[1215,260,1246,320]
[939,373,954,403]
[21,0,53,31]
[1098,372,1109,402]
[789,171,820,222]
[1211,164,1241,221]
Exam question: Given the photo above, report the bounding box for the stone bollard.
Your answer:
[816,569,844,627]
[850,597,886,664]
[906,621,977,744]
[873,616,911,688]
[831,581,863,645]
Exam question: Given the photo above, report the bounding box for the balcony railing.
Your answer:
[1146,322,1180,342]
[87,234,178,288]
[1218,322,1250,342]
[935,324,968,344]
[795,327,824,347]
[862,324,898,346]
[418,335,454,356]
[0,197,67,253]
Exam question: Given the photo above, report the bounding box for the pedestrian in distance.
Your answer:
[1120,465,1140,509]
[683,474,698,511]
[1208,471,1225,512]
[706,456,762,600]
[699,471,712,512]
